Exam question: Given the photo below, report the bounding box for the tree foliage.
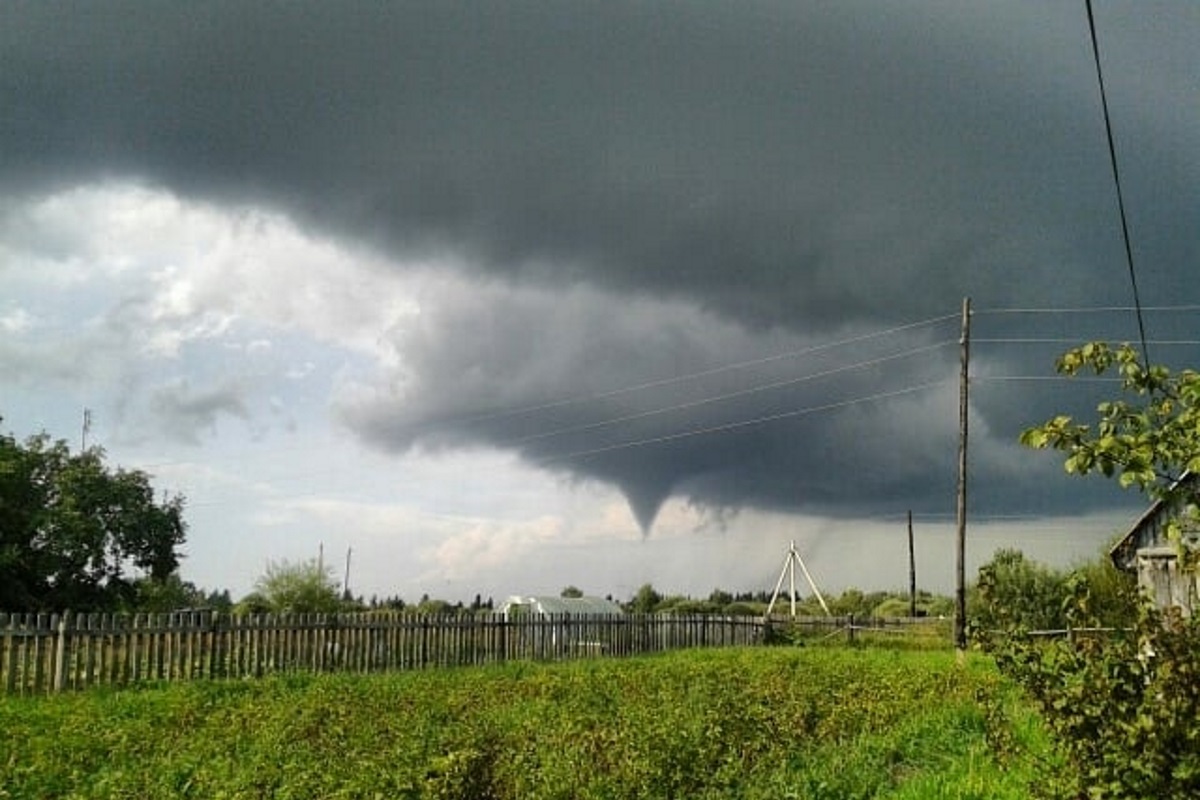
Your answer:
[989,344,1200,798]
[0,431,187,611]
[970,547,1136,635]
[252,558,343,613]
[128,574,206,612]
[971,548,1070,632]
[627,583,663,614]
[990,598,1200,799]
[1020,342,1200,503]
[1021,341,1200,579]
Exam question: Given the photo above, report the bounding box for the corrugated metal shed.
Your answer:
[500,595,624,617]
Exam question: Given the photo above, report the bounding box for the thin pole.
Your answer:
[788,541,797,617]
[908,510,917,618]
[954,298,971,653]
[792,546,831,616]
[765,549,792,618]
[342,547,352,598]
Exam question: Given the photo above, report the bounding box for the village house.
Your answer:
[1109,473,1200,614]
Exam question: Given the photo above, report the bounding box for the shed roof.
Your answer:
[505,595,624,616]
[1109,472,1198,572]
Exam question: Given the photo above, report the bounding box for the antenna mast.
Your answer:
[81,408,92,452]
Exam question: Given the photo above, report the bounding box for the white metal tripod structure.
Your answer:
[765,540,831,617]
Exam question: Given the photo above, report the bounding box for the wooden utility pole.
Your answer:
[908,510,917,618]
[954,297,971,653]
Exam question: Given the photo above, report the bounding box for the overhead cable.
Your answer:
[507,340,956,446]
[976,304,1200,315]
[969,376,1120,383]
[1085,0,1150,366]
[539,378,953,464]
[974,338,1200,346]
[452,312,960,426]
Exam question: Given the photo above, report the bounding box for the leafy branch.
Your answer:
[1020,342,1200,499]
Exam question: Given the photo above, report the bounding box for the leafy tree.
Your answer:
[870,597,909,618]
[1020,341,1200,513]
[657,597,719,615]
[415,597,454,615]
[1020,341,1198,609]
[970,548,1069,632]
[253,558,342,613]
[829,589,888,617]
[0,430,186,611]
[1070,545,1137,628]
[373,594,407,611]
[707,588,734,607]
[128,574,206,612]
[233,591,272,615]
[628,583,663,614]
[986,343,1200,798]
[204,588,234,612]
[559,585,583,598]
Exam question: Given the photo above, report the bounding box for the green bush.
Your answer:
[971,549,1070,632]
[987,581,1200,799]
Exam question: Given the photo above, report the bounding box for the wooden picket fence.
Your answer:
[0,610,766,695]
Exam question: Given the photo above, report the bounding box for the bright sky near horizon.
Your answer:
[2,2,1196,603]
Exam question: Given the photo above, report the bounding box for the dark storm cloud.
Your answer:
[6,2,1194,317]
[3,2,1196,524]
[338,297,951,527]
[335,279,1123,528]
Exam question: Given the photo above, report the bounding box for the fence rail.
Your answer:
[0,611,766,695]
[765,614,952,645]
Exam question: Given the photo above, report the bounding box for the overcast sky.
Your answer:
[2,2,1196,604]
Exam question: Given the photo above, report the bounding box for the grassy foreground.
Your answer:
[0,647,1047,799]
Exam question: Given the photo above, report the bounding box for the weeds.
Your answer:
[0,647,1042,799]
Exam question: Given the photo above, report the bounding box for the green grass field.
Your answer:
[0,646,1049,799]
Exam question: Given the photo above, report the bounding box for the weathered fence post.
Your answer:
[3,614,18,694]
[53,612,71,693]
[420,616,430,669]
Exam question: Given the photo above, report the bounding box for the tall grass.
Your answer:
[0,646,1045,799]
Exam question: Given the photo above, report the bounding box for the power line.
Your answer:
[506,339,956,446]
[1085,0,1150,366]
[538,378,953,464]
[969,375,1120,383]
[879,511,1102,523]
[130,325,967,506]
[974,338,1200,346]
[976,304,1200,315]
[448,312,960,427]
